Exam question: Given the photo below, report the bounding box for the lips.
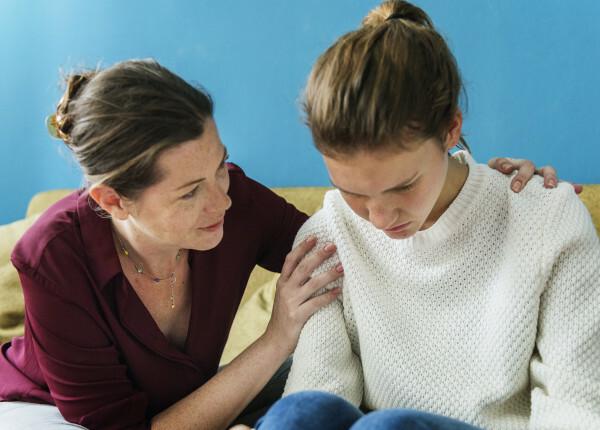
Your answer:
[385,222,410,232]
[200,218,224,231]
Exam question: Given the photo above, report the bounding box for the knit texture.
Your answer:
[283,152,600,429]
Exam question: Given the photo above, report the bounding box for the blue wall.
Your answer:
[1,1,599,224]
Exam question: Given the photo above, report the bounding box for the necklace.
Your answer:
[113,229,182,310]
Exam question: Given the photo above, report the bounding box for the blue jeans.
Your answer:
[255,391,482,430]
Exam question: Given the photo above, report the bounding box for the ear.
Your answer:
[89,185,131,220]
[444,109,463,151]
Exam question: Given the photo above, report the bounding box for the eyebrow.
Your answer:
[331,171,418,197]
[175,146,229,191]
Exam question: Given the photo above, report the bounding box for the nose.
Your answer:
[205,182,232,214]
[366,199,397,230]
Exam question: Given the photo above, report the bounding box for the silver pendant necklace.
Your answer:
[113,229,182,310]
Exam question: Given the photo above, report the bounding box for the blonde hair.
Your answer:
[56,59,214,199]
[303,1,468,156]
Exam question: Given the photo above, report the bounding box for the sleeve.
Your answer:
[12,252,151,430]
[282,210,364,407]
[227,164,308,273]
[529,186,600,429]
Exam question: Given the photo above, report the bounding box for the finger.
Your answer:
[286,241,338,287]
[535,165,558,189]
[562,181,583,195]
[300,263,344,300]
[487,157,516,174]
[298,287,342,321]
[509,159,536,193]
[279,236,317,282]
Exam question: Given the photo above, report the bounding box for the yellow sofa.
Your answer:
[1,185,600,366]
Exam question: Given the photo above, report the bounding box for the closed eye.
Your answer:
[393,182,415,192]
[340,190,365,199]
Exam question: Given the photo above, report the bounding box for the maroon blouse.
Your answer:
[0,164,308,429]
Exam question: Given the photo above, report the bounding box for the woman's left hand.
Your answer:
[487,157,583,195]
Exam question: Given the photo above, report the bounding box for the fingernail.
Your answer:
[305,236,316,243]
[502,163,513,171]
[512,180,522,192]
[333,288,341,296]
[324,242,335,252]
[548,179,556,188]
[336,263,344,273]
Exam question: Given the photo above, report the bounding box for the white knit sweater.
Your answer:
[283,152,600,429]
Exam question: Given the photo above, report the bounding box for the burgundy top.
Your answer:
[0,164,308,429]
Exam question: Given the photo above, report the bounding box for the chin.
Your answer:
[384,230,416,240]
[190,228,225,251]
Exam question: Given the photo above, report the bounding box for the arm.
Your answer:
[530,187,600,428]
[284,286,364,407]
[283,213,364,407]
[14,238,341,430]
[152,237,343,430]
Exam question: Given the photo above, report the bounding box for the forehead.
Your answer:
[154,120,224,182]
[323,141,438,194]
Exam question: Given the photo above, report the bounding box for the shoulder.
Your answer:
[458,151,581,217]
[539,182,598,247]
[293,190,348,246]
[11,190,118,299]
[227,162,301,214]
[12,190,85,269]
[503,171,588,231]
[469,154,597,247]
[221,163,308,272]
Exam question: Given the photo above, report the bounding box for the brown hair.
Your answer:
[55,59,214,199]
[303,1,468,157]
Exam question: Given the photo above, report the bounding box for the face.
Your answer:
[323,139,451,239]
[123,119,232,251]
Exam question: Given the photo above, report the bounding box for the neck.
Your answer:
[112,220,184,277]
[423,154,469,229]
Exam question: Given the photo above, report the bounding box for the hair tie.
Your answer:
[386,13,407,21]
[46,113,61,139]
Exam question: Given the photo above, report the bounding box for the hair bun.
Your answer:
[362,1,433,29]
[55,72,95,144]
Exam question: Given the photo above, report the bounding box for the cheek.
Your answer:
[220,171,231,193]
[406,179,445,217]
[342,196,369,219]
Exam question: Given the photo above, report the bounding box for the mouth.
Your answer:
[199,218,224,232]
[385,222,411,233]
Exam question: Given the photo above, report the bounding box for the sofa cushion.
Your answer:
[578,184,600,238]
[0,214,40,343]
[26,189,75,218]
[220,275,278,365]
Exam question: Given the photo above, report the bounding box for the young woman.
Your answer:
[0,59,565,429]
[252,1,600,429]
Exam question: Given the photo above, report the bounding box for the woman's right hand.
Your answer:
[264,236,343,354]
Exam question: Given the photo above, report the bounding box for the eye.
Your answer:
[219,155,230,170]
[396,183,415,192]
[181,186,199,200]
[340,190,365,200]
